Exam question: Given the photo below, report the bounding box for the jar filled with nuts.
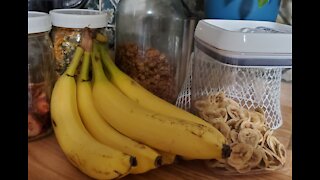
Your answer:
[49,9,108,76]
[115,0,187,104]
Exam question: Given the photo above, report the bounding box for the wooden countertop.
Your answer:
[28,82,292,180]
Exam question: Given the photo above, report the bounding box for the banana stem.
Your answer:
[65,47,84,76]
[79,52,91,81]
[91,44,108,83]
[96,42,118,78]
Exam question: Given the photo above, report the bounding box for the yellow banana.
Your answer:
[91,45,228,160]
[50,47,135,179]
[76,51,161,174]
[97,43,213,128]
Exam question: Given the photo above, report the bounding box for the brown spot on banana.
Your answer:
[52,119,57,127]
[222,144,232,159]
[66,74,75,78]
[130,156,137,167]
[155,155,163,167]
[113,170,121,176]
[101,154,112,159]
[91,168,111,176]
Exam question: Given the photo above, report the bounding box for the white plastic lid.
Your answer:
[28,11,52,34]
[195,19,292,54]
[49,9,108,29]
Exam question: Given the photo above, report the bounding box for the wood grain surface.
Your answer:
[28,82,292,180]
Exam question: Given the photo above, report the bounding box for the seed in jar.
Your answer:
[116,43,176,103]
[159,53,166,61]
[146,48,160,58]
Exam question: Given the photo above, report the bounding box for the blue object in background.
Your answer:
[204,0,281,21]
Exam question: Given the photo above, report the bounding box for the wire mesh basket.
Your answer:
[176,52,284,129]
[176,19,292,130]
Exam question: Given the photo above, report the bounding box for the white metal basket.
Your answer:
[176,54,284,129]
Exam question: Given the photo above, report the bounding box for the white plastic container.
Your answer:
[177,19,292,129]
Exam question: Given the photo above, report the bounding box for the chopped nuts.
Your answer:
[116,43,177,103]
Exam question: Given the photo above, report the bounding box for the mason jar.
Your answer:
[115,0,187,104]
[49,9,108,75]
[28,11,56,141]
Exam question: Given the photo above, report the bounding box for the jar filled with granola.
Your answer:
[49,9,108,75]
[28,11,56,141]
[115,0,187,104]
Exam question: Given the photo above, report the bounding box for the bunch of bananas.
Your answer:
[50,32,230,179]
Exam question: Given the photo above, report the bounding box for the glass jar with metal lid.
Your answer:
[49,9,108,75]
[28,11,56,141]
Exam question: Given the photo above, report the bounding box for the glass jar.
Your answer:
[115,0,187,104]
[49,9,108,75]
[28,11,56,141]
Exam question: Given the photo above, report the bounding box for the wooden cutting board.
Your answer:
[28,82,292,180]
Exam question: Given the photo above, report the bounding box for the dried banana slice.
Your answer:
[209,92,225,105]
[266,135,287,165]
[205,159,226,168]
[204,108,228,122]
[249,111,265,125]
[261,148,282,170]
[200,108,228,122]
[240,119,265,135]
[235,119,246,131]
[236,164,252,173]
[259,148,272,169]
[226,105,250,120]
[208,94,216,104]
[210,120,230,138]
[207,117,225,124]
[195,92,286,174]
[224,163,238,172]
[238,128,262,147]
[255,107,265,116]
[276,143,287,164]
[225,97,240,107]
[266,135,280,153]
[240,120,255,129]
[227,143,254,168]
[242,108,251,121]
[261,129,273,146]
[226,118,240,129]
[194,99,210,112]
[248,147,263,167]
[230,129,239,143]
[226,105,242,119]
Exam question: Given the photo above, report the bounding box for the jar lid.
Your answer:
[49,9,108,29]
[195,19,292,54]
[28,11,52,34]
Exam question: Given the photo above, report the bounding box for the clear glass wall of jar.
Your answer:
[115,0,187,104]
[49,9,108,76]
[28,11,56,141]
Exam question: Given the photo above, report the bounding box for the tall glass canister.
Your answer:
[115,0,187,104]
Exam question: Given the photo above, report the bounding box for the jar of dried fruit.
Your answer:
[28,11,56,141]
[115,0,187,104]
[49,9,108,76]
